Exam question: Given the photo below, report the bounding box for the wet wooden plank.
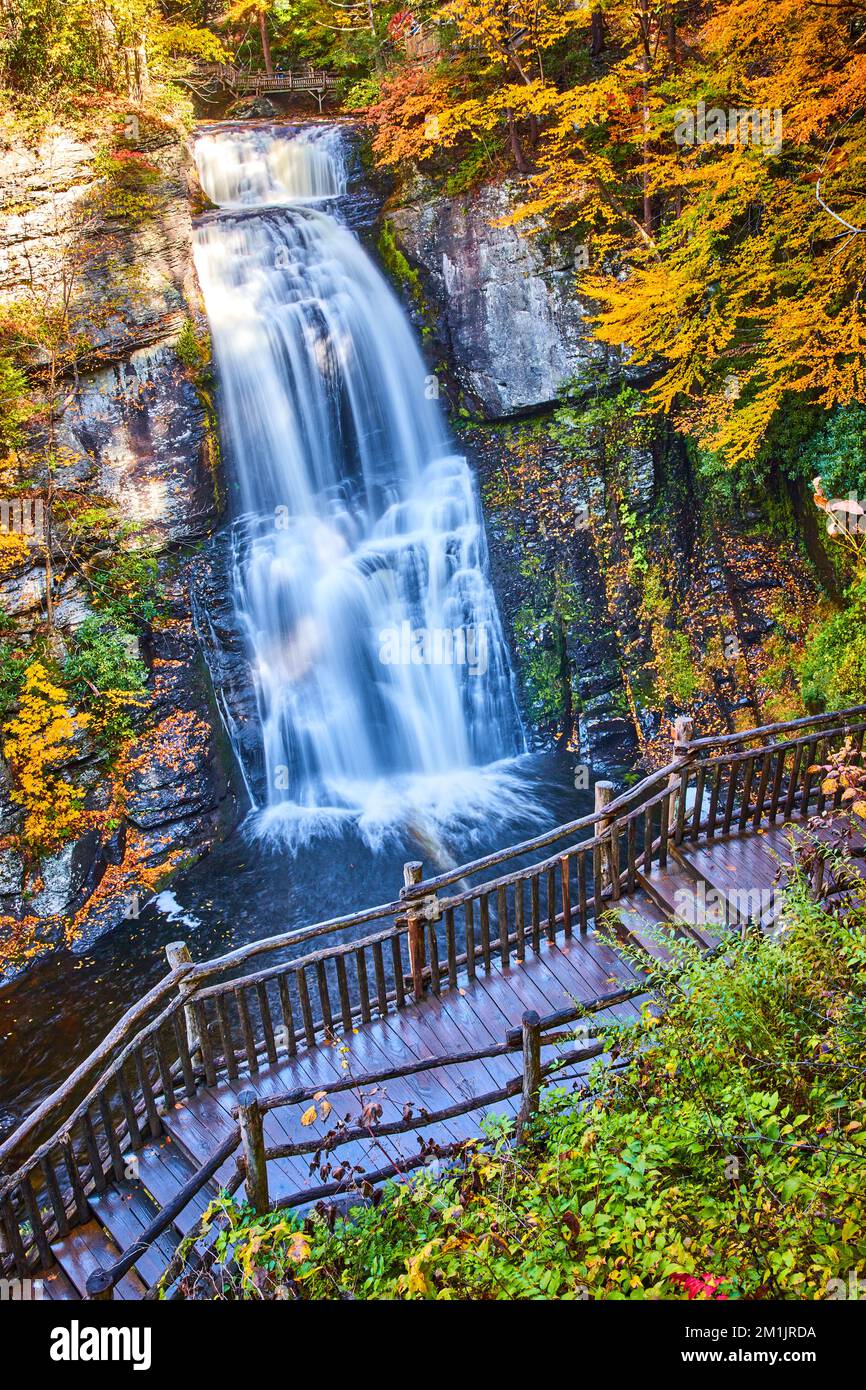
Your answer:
[50,1219,146,1301]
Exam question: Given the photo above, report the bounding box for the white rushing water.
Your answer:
[193,124,534,850]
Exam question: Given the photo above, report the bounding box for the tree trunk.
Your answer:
[638,0,653,233]
[259,9,274,77]
[365,0,385,73]
[590,7,604,59]
[506,108,529,174]
[666,6,677,61]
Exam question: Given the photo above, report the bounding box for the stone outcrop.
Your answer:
[0,120,238,978]
[386,181,620,418]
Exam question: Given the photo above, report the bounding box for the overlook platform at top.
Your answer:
[179,64,340,110]
[0,705,864,1300]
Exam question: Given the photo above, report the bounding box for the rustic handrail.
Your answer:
[400,756,691,899]
[680,703,866,752]
[180,64,339,92]
[85,994,623,1296]
[84,1130,243,1300]
[0,967,192,1174]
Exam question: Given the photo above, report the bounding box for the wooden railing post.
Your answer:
[594,780,616,897]
[516,1011,542,1142]
[165,941,200,1055]
[403,862,427,1002]
[85,1268,114,1300]
[670,716,696,844]
[237,1090,269,1214]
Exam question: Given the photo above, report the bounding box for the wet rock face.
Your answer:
[0,126,201,358]
[57,345,220,549]
[468,426,638,766]
[190,529,265,806]
[0,124,240,978]
[386,183,619,418]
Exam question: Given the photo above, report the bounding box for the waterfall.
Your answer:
[193,124,533,850]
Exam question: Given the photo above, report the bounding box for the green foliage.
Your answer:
[0,354,32,454]
[175,317,210,374]
[342,75,381,111]
[64,615,147,749]
[376,219,427,320]
[641,565,700,706]
[207,862,866,1299]
[444,142,492,197]
[551,383,655,487]
[0,641,30,720]
[88,535,162,628]
[800,575,866,711]
[800,404,866,503]
[513,561,580,724]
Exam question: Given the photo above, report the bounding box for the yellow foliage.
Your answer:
[2,662,88,856]
[0,531,29,575]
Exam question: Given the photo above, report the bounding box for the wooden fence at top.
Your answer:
[1,703,865,1287]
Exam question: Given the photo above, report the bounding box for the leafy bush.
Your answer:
[342,75,380,111]
[201,860,866,1300]
[800,404,866,503]
[64,616,147,750]
[88,536,162,628]
[92,148,163,223]
[175,317,209,373]
[800,574,866,710]
[444,143,492,197]
[0,353,31,454]
[0,641,30,719]
[2,660,86,855]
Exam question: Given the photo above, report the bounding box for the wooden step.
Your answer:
[672,832,783,932]
[610,895,681,964]
[37,1262,79,1301]
[636,863,719,949]
[135,1135,220,1238]
[87,1179,183,1290]
[50,1219,147,1301]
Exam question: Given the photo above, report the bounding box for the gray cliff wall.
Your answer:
[0,121,237,977]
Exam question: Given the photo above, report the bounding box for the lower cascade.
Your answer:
[193,124,532,849]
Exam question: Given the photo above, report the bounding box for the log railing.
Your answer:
[2,703,864,1285]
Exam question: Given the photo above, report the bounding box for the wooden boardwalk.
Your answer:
[1,707,864,1300]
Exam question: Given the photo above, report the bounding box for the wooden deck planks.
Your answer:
[50,1219,147,1300]
[156,926,648,1214]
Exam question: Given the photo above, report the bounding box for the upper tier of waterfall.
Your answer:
[193,125,533,850]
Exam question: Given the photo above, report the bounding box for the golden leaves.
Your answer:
[2,661,87,856]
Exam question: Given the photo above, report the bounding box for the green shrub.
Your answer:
[64,616,147,749]
[92,148,163,223]
[0,641,30,719]
[175,317,210,374]
[800,574,866,710]
[799,403,866,502]
[88,537,162,628]
[0,354,31,453]
[444,143,492,197]
[342,75,380,110]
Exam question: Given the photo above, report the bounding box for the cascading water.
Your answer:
[193,124,534,850]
